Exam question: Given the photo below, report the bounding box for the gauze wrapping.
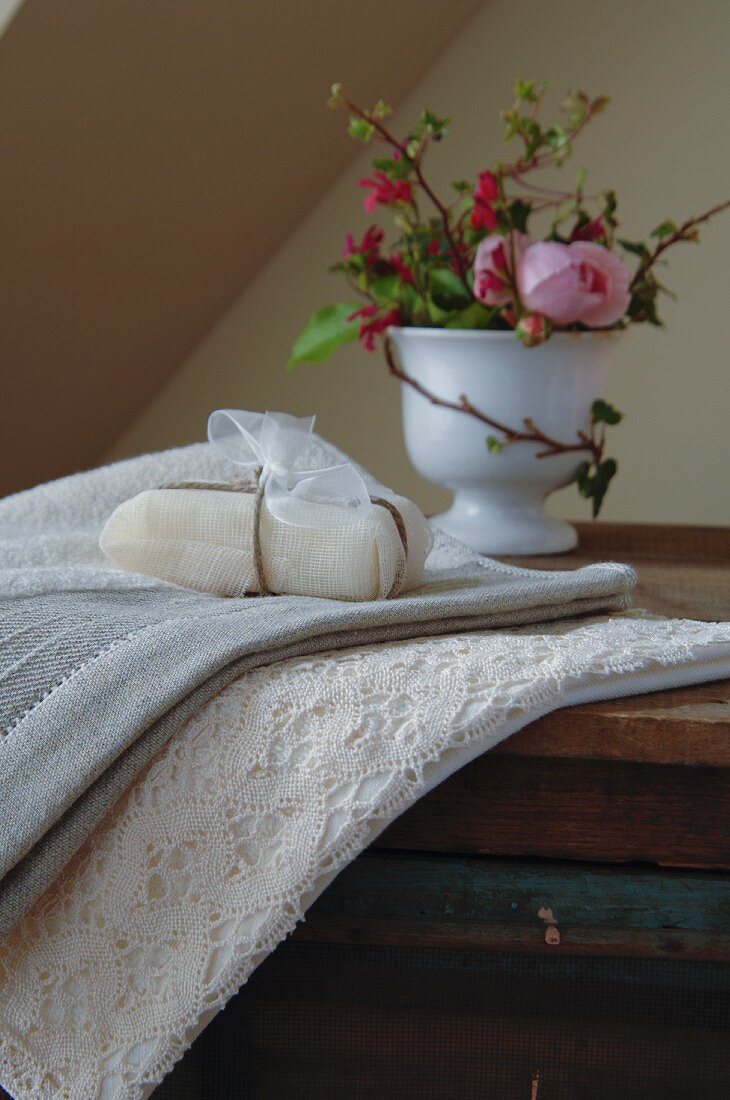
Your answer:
[99,486,431,601]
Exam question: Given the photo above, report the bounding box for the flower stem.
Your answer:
[629,199,730,291]
[342,95,473,292]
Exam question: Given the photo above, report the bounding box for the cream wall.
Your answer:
[109,0,730,526]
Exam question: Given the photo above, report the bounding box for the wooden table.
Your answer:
[160,523,730,1100]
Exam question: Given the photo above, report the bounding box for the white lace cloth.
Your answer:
[0,610,729,1099]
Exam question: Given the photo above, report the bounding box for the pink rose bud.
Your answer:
[516,240,631,327]
[570,216,606,243]
[515,312,552,347]
[473,232,533,306]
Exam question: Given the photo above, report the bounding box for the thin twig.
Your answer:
[629,199,730,291]
[384,338,602,462]
[513,178,598,202]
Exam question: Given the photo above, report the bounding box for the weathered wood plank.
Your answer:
[295,915,730,961]
[308,852,730,931]
[571,522,730,563]
[295,852,730,960]
[495,681,730,767]
[376,755,730,868]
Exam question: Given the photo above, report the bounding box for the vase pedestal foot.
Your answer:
[431,488,578,556]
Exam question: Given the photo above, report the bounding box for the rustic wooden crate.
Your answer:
[154,523,730,1098]
[159,939,730,1099]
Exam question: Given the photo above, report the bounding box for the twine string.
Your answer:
[369,496,408,599]
[160,475,409,599]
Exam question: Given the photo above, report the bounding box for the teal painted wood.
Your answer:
[309,851,730,933]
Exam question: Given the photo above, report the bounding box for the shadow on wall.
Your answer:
[0,0,482,497]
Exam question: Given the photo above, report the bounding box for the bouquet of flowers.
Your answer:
[288,81,728,514]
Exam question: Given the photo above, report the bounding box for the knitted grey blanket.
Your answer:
[0,435,634,936]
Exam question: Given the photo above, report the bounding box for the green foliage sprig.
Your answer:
[287,80,729,516]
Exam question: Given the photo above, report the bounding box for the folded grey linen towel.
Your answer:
[0,435,635,937]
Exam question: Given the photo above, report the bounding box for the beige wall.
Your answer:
[110,0,730,527]
[0,0,479,496]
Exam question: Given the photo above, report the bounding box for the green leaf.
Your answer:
[521,118,542,160]
[426,296,455,325]
[429,268,472,311]
[545,124,568,149]
[372,155,411,180]
[486,435,504,454]
[508,199,532,233]
[627,273,663,325]
[372,99,392,119]
[562,89,591,127]
[576,457,618,518]
[286,303,361,369]
[502,109,519,142]
[348,116,374,142]
[591,398,623,426]
[576,461,591,490]
[600,189,618,228]
[618,238,650,258]
[445,302,499,330]
[651,220,678,239]
[417,109,449,138]
[514,79,536,102]
[369,274,400,306]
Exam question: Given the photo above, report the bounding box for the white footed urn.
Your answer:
[389,327,622,556]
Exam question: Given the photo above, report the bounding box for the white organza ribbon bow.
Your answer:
[207,409,373,527]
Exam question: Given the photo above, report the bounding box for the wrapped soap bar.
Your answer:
[99,410,431,602]
[100,483,430,601]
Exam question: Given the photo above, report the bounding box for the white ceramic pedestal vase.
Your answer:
[390,327,622,555]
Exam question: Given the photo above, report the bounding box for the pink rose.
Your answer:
[473,232,533,306]
[516,240,631,327]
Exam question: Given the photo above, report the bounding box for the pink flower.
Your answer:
[470,200,498,231]
[343,225,384,261]
[476,170,499,202]
[348,305,402,351]
[473,232,533,306]
[470,170,500,230]
[359,171,413,213]
[517,240,631,327]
